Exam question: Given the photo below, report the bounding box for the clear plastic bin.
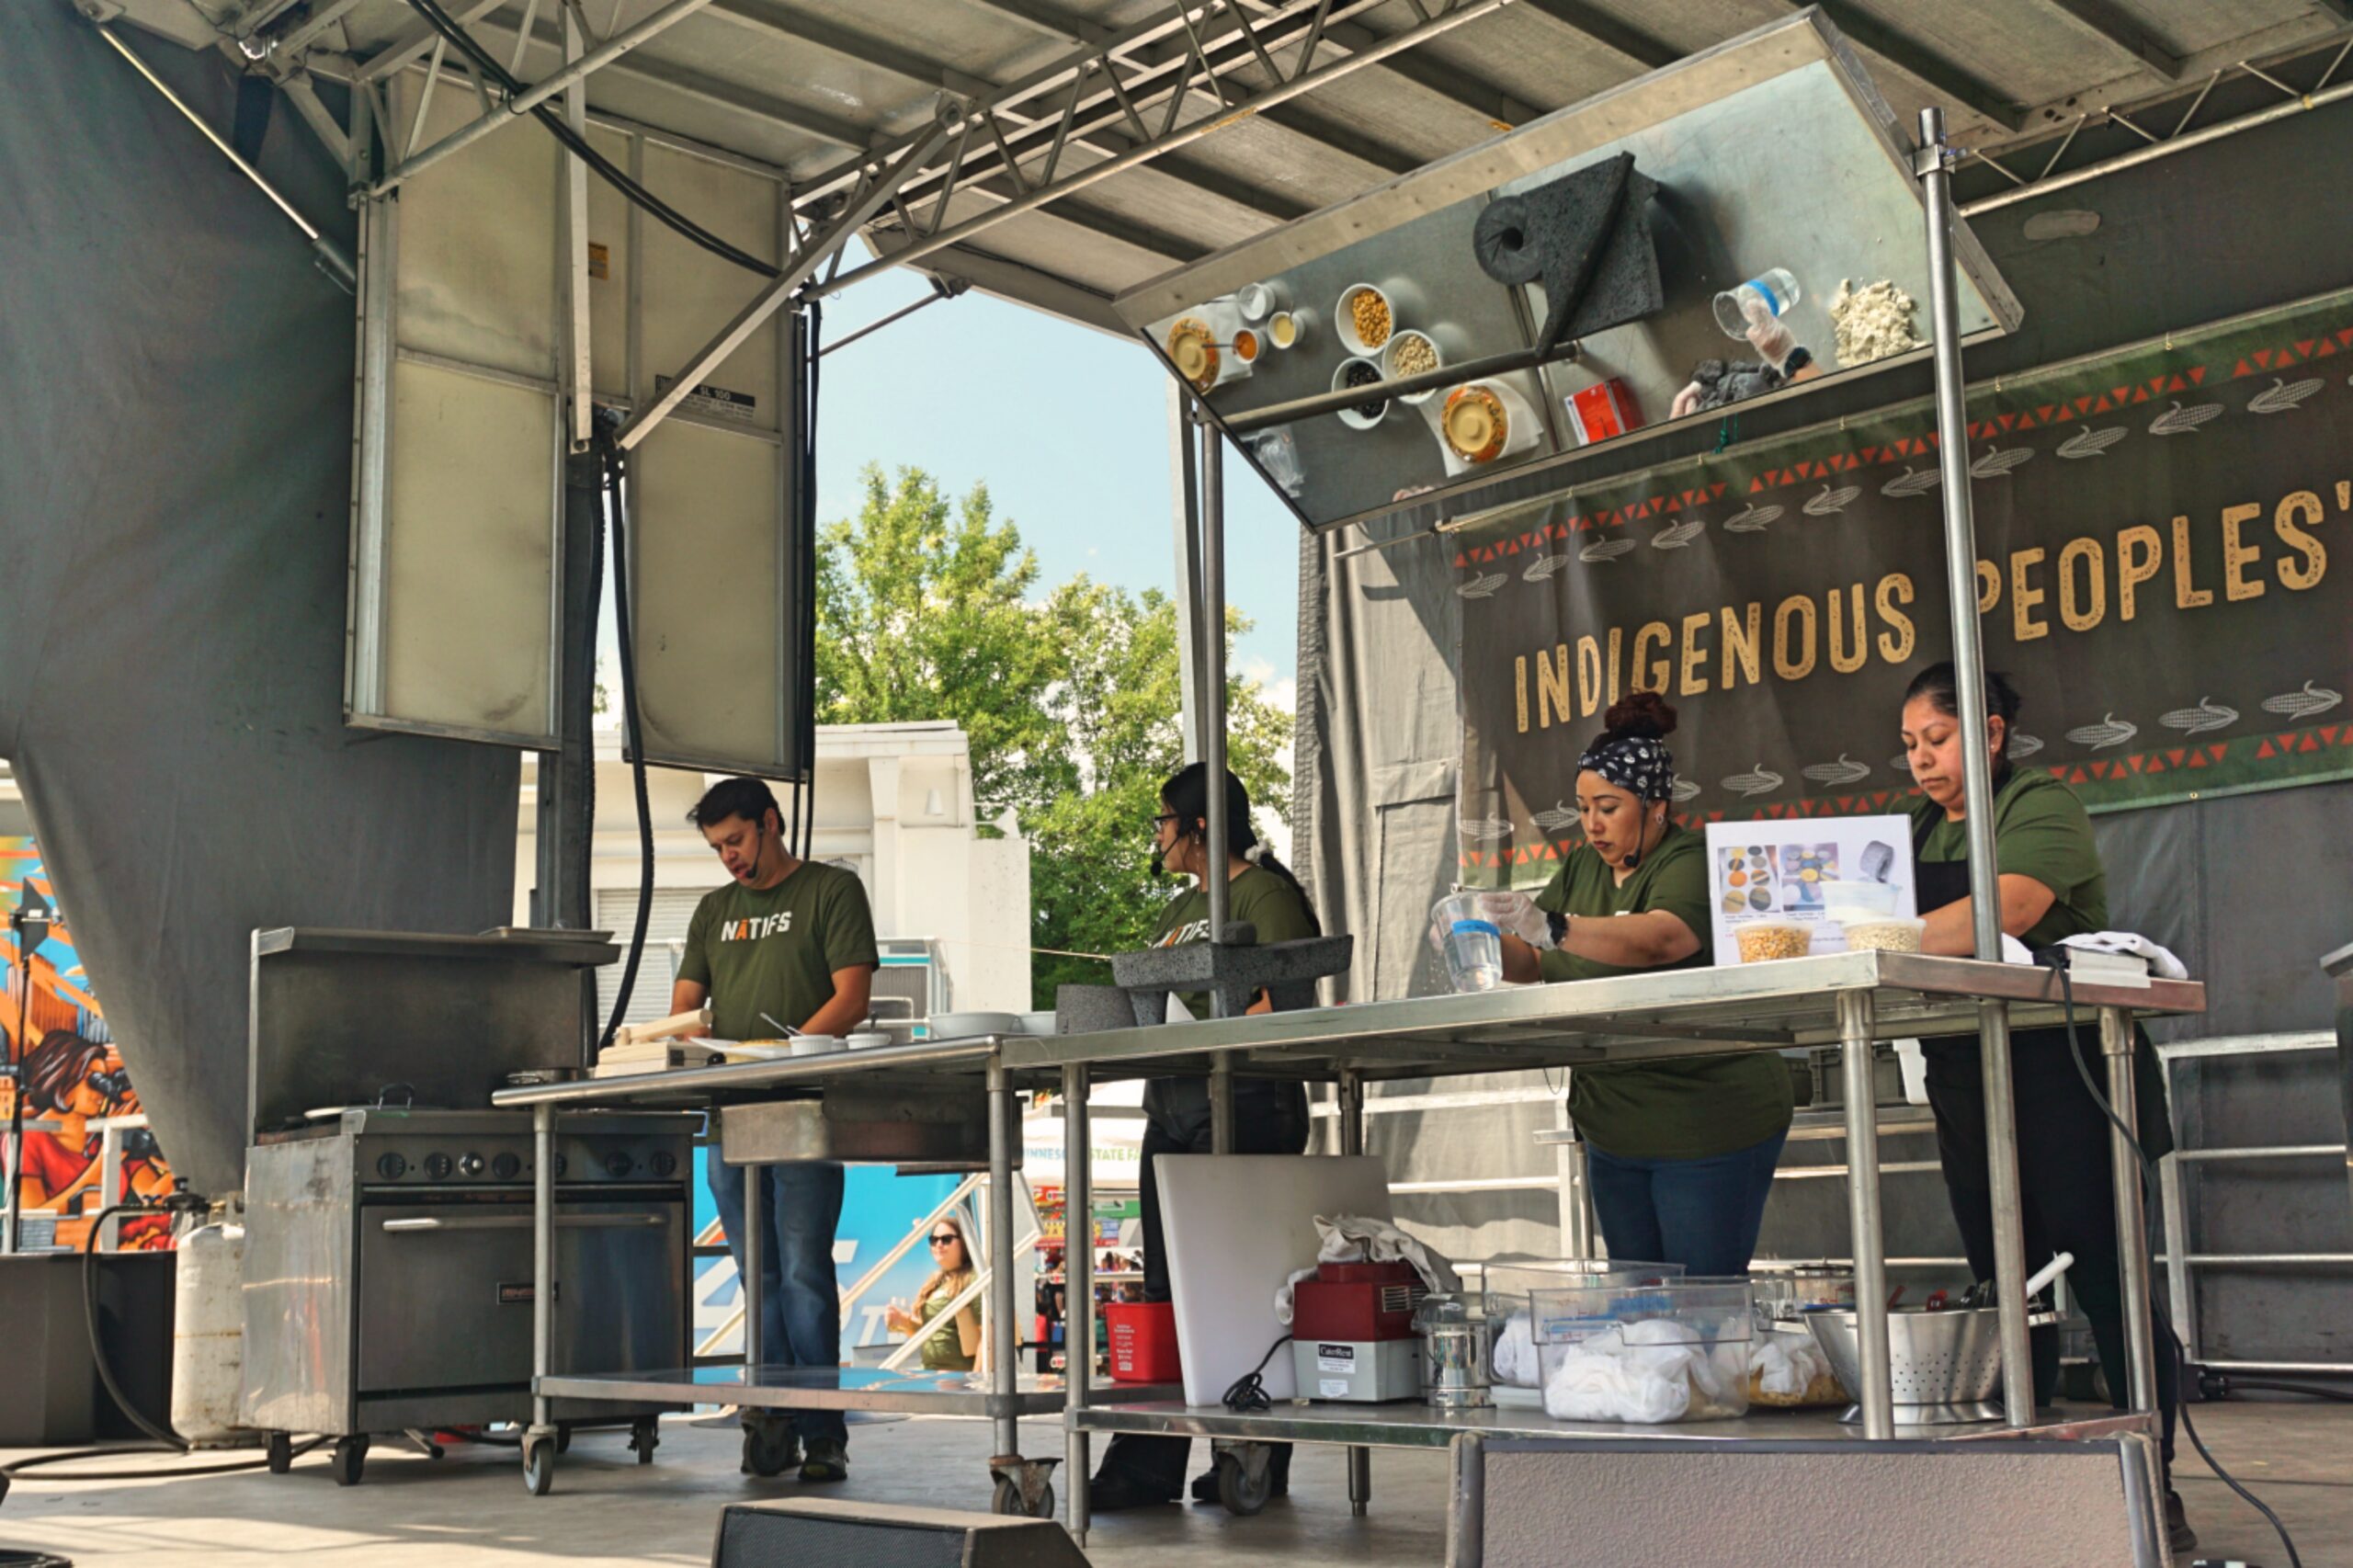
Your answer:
[1529,1279,1756,1422]
[1473,1259,1683,1390]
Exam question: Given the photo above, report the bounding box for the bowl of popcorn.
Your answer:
[1734,922,1813,964]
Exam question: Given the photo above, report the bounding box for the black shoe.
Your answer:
[1088,1471,1178,1512]
[2165,1490,2197,1555]
[1188,1465,1290,1503]
[799,1438,848,1483]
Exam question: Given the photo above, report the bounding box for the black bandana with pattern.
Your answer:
[1577,734,1676,801]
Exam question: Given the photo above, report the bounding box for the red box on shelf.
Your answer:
[1291,1260,1424,1343]
[1105,1301,1181,1383]
[1564,378,1645,446]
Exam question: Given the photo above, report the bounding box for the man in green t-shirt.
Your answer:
[670,778,878,1483]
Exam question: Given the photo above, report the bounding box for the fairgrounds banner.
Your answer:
[1454,290,2353,885]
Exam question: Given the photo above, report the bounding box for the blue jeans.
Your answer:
[1585,1130,1789,1277]
[709,1158,847,1445]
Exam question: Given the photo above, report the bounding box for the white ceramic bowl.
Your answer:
[930,1010,1022,1039]
[1267,307,1313,351]
[1019,1011,1058,1037]
[1333,357,1389,430]
[845,1030,892,1051]
[1335,281,1396,357]
[1235,280,1283,322]
[1381,329,1443,403]
[789,1034,845,1057]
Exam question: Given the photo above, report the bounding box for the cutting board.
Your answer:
[1157,1154,1395,1406]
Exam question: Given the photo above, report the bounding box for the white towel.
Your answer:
[2059,931,2188,979]
[1491,1312,1541,1388]
[1273,1213,1461,1323]
[1540,1327,1693,1424]
[1750,1329,1833,1397]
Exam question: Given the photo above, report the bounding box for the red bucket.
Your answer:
[1104,1301,1181,1383]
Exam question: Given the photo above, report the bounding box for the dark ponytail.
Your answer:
[1161,761,1321,936]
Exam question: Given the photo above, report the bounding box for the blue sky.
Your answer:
[810,267,1302,700]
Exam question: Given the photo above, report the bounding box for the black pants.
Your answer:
[1097,1086,1309,1497]
[1923,1023,2178,1472]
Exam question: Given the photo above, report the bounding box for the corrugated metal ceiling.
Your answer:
[153,0,2353,327]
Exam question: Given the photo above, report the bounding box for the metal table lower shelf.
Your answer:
[538,1364,1177,1418]
[1069,1397,2160,1450]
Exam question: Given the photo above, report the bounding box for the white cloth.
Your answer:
[1273,1213,1461,1324]
[1750,1330,1833,1397]
[1491,1312,1540,1388]
[2058,931,2188,979]
[1540,1325,1693,1424]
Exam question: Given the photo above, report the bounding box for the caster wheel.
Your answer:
[631,1418,660,1465]
[523,1437,555,1497]
[991,1477,1052,1517]
[742,1423,796,1479]
[266,1433,293,1475]
[330,1437,368,1487]
[554,1424,572,1455]
[1216,1454,1269,1517]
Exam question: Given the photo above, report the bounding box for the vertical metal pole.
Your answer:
[558,0,593,452]
[97,1123,124,1252]
[1170,385,1204,766]
[1209,1058,1236,1154]
[1919,105,2036,1428]
[1837,990,1894,1438]
[532,1105,555,1436]
[1063,1064,1093,1541]
[987,1064,1020,1459]
[1200,426,1231,955]
[1553,1089,1596,1258]
[2101,1006,2160,1412]
[742,1149,766,1371]
[1339,1070,1371,1517]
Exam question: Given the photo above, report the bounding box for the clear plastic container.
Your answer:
[1733,921,1813,963]
[1529,1279,1755,1422]
[1434,892,1503,992]
[1712,267,1800,338]
[1818,880,1899,922]
[1840,915,1926,953]
[1477,1259,1684,1390]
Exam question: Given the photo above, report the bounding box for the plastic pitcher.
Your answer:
[1436,892,1504,992]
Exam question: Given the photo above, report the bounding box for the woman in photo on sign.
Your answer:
[1087,761,1320,1513]
[885,1214,983,1373]
[1899,661,2193,1554]
[1469,692,1794,1277]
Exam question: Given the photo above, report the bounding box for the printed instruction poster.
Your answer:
[1703,816,1916,961]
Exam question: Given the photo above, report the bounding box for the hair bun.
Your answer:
[1601,687,1677,742]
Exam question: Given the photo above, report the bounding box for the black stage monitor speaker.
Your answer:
[712,1499,1092,1568]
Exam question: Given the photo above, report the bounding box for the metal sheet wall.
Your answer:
[0,12,519,1199]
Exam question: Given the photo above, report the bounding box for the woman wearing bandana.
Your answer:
[1482,691,1793,1275]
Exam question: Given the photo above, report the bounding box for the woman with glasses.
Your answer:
[1088,762,1321,1513]
[887,1215,983,1372]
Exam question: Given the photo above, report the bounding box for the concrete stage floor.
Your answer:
[1,1402,2347,1565]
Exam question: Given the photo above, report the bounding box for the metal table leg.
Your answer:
[2101,1006,2161,1412]
[1339,1070,1371,1517]
[743,1143,765,1373]
[524,1104,557,1494]
[987,1063,1020,1461]
[1063,1063,1093,1543]
[1837,991,1894,1438]
[1210,1055,1235,1155]
[1978,998,2038,1426]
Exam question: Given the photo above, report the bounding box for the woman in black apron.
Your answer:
[1900,662,2192,1553]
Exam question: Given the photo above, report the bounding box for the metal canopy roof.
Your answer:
[134,0,2353,332]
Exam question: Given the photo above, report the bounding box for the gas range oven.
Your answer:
[243,1107,694,1443]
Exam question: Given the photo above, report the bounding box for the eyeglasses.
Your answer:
[928,1233,961,1247]
[1151,812,1180,831]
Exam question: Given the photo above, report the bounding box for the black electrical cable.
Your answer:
[1222,1334,1291,1414]
[2044,955,2304,1568]
[397,0,779,280]
[595,438,657,1053]
[796,301,822,858]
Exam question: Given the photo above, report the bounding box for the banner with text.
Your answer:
[1455,290,2353,884]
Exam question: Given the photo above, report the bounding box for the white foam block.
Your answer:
[1156,1154,1395,1406]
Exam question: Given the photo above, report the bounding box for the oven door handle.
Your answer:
[378,1214,671,1233]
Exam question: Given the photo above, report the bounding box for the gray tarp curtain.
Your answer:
[0,9,518,1198]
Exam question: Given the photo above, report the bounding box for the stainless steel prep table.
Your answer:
[491,950,2200,1520]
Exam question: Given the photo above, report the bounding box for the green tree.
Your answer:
[814,466,1293,1006]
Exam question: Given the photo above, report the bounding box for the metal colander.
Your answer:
[1803,1306,2058,1424]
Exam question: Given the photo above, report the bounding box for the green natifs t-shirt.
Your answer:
[1530,826,1794,1161]
[1150,864,1321,1021]
[1910,768,2108,949]
[676,861,880,1040]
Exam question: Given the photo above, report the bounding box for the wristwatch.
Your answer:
[1547,911,1570,947]
[1781,345,1813,376]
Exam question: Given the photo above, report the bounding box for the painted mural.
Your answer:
[2,838,174,1249]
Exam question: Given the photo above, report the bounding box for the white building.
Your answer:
[516,722,1032,1030]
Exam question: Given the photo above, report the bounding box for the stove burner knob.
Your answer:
[649,1150,677,1178]
[491,1152,523,1182]
[459,1153,486,1178]
[423,1152,454,1181]
[375,1152,408,1180]
[602,1150,634,1179]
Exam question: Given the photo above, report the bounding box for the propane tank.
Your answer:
[170,1214,248,1446]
